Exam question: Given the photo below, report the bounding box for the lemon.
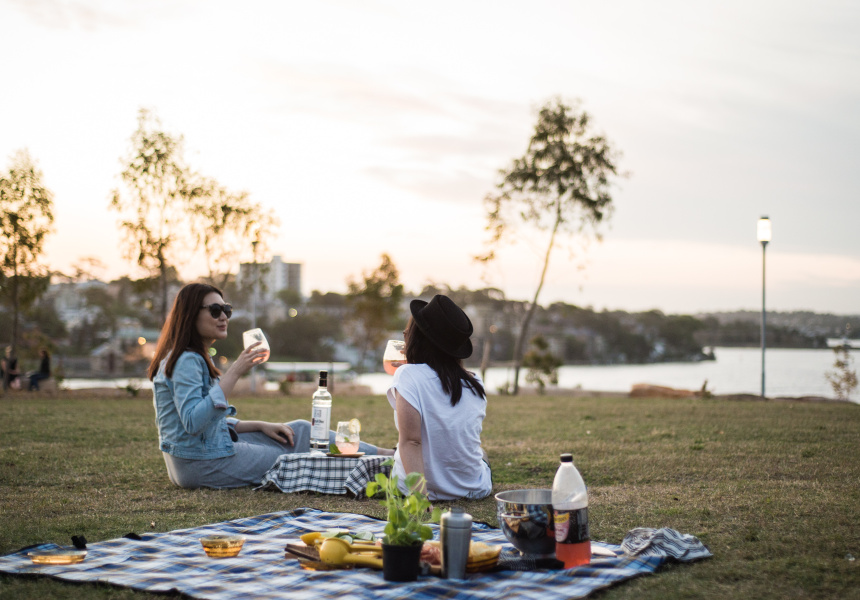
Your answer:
[300,532,322,545]
[348,418,361,435]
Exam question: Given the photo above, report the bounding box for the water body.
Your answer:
[358,347,851,400]
[63,347,852,401]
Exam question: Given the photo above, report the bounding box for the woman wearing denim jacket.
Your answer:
[148,283,391,489]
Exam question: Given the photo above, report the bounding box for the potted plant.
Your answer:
[366,470,440,582]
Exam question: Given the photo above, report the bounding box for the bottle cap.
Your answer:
[560,453,573,462]
[442,507,472,528]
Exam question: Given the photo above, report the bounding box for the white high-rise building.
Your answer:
[238,256,303,319]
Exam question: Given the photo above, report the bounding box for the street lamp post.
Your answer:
[250,240,259,394]
[757,216,772,399]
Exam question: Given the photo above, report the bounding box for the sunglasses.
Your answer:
[201,303,233,319]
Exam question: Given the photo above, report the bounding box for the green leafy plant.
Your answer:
[366,470,440,547]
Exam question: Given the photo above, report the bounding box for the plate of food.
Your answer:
[28,549,87,565]
[420,540,502,575]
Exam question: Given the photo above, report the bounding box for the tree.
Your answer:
[346,254,404,371]
[658,315,705,360]
[826,326,858,401]
[268,312,342,361]
[0,149,55,354]
[110,108,192,323]
[63,256,107,284]
[476,97,623,394]
[184,175,279,290]
[523,335,562,395]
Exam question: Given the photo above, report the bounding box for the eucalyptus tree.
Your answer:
[346,254,405,371]
[110,108,192,323]
[476,98,623,394]
[0,149,55,353]
[184,175,279,290]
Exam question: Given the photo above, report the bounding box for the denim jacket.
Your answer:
[152,351,238,459]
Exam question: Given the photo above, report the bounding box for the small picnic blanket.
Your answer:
[0,508,711,600]
[256,454,391,497]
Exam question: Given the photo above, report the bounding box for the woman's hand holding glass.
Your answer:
[242,328,270,363]
[231,342,268,376]
[383,340,407,375]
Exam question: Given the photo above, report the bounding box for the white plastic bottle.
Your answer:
[310,370,332,453]
[551,453,590,568]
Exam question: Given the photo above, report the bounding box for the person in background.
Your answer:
[148,282,392,490]
[387,294,492,500]
[28,348,51,391]
[2,346,21,391]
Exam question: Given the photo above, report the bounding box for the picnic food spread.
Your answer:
[285,529,502,575]
[287,529,384,570]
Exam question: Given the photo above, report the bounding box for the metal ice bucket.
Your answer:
[495,489,556,557]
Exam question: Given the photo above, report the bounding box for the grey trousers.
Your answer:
[162,419,379,489]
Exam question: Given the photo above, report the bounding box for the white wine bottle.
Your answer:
[310,370,332,453]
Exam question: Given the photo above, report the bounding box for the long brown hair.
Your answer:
[404,318,485,406]
[147,283,223,380]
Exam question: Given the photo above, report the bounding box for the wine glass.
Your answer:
[335,421,361,454]
[242,328,270,363]
[383,340,406,375]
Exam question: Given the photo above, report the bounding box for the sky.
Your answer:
[1,0,859,315]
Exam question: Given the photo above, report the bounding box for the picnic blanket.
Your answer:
[0,508,711,600]
[256,454,391,497]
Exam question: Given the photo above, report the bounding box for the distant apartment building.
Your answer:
[50,279,109,330]
[237,255,303,321]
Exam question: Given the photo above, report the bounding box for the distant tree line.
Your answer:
[695,312,860,349]
[4,253,856,381]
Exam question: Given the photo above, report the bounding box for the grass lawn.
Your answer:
[1,391,859,599]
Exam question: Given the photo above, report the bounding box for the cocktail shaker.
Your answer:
[441,507,472,579]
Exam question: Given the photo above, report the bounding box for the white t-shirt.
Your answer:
[387,363,492,500]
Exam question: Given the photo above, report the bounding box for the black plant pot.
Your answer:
[382,542,422,582]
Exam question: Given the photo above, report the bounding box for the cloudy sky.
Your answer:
[2,0,858,314]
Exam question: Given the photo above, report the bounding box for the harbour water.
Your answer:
[357,347,853,400]
[62,347,854,402]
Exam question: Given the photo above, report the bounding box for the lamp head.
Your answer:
[757,216,772,244]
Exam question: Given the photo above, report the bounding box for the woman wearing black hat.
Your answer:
[386,295,492,500]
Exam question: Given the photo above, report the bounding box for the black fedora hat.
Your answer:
[410,295,473,359]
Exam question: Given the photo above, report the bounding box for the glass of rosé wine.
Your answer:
[335,421,361,454]
[242,328,270,363]
[382,339,406,375]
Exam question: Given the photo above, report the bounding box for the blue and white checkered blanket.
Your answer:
[0,508,711,600]
[256,454,391,497]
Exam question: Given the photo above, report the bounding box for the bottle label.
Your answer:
[554,507,589,544]
[311,407,330,441]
